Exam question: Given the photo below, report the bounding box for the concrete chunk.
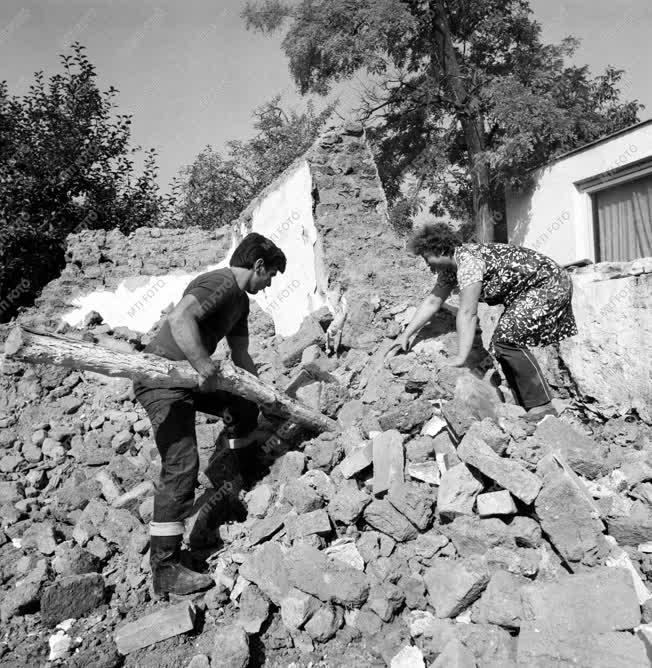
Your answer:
[372,430,404,495]
[239,542,291,605]
[431,639,476,668]
[457,432,542,504]
[114,601,196,654]
[437,463,482,520]
[211,624,249,668]
[423,557,489,618]
[280,587,321,630]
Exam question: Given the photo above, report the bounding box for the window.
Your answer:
[576,155,652,262]
[592,173,652,262]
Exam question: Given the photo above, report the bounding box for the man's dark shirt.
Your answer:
[145,267,249,361]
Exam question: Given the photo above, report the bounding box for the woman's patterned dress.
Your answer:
[437,243,578,352]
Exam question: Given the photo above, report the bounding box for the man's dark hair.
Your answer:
[407,221,463,258]
[230,233,287,273]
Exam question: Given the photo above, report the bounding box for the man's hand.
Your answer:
[385,333,412,364]
[197,358,220,392]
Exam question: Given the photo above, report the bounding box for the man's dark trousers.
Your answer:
[133,381,259,535]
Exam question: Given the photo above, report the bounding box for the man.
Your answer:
[133,233,286,597]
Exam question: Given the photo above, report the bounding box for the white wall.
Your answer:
[63,161,329,338]
[506,122,652,265]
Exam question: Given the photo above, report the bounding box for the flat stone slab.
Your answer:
[372,430,404,496]
[114,601,196,654]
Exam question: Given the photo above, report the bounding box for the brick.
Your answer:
[114,601,196,654]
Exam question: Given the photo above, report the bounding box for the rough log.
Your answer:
[4,326,338,433]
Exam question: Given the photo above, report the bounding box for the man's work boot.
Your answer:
[150,534,213,598]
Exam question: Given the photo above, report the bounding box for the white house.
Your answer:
[505,119,652,265]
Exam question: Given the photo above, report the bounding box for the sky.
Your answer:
[1,0,651,193]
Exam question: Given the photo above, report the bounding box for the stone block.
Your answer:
[423,557,489,618]
[114,601,196,654]
[534,415,612,479]
[367,582,405,622]
[521,567,641,635]
[339,442,373,479]
[391,645,426,668]
[441,399,476,441]
[535,464,606,567]
[372,430,404,496]
[211,624,249,668]
[280,587,321,630]
[437,463,482,520]
[406,462,441,485]
[517,625,649,667]
[439,516,514,557]
[387,482,435,531]
[238,583,270,634]
[40,573,105,627]
[285,509,331,540]
[363,499,418,542]
[476,490,517,517]
[239,542,291,605]
[304,604,342,642]
[279,317,326,368]
[472,570,529,628]
[457,431,542,504]
[465,418,508,455]
[378,399,433,433]
[327,481,371,524]
[431,639,476,668]
[285,543,369,607]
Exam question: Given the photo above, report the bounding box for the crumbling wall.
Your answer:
[479,258,652,423]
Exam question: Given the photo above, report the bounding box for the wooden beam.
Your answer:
[4,326,338,434]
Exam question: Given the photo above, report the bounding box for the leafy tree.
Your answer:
[243,0,641,240]
[0,43,171,322]
[173,94,336,229]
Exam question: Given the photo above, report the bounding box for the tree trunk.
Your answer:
[430,0,494,241]
[4,326,338,434]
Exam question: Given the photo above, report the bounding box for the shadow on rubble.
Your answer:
[186,416,311,563]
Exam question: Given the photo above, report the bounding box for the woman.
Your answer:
[387,222,578,417]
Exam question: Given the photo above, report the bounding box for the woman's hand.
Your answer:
[385,332,412,363]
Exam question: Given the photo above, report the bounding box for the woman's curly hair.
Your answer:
[407,221,463,258]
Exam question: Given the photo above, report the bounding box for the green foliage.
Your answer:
[243,0,642,237]
[173,95,336,229]
[0,43,171,322]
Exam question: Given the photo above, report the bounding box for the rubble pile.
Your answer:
[1,303,652,668]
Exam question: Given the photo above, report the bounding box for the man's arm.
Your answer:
[227,333,258,377]
[167,294,215,379]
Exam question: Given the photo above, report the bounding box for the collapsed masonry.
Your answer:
[0,121,651,667]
